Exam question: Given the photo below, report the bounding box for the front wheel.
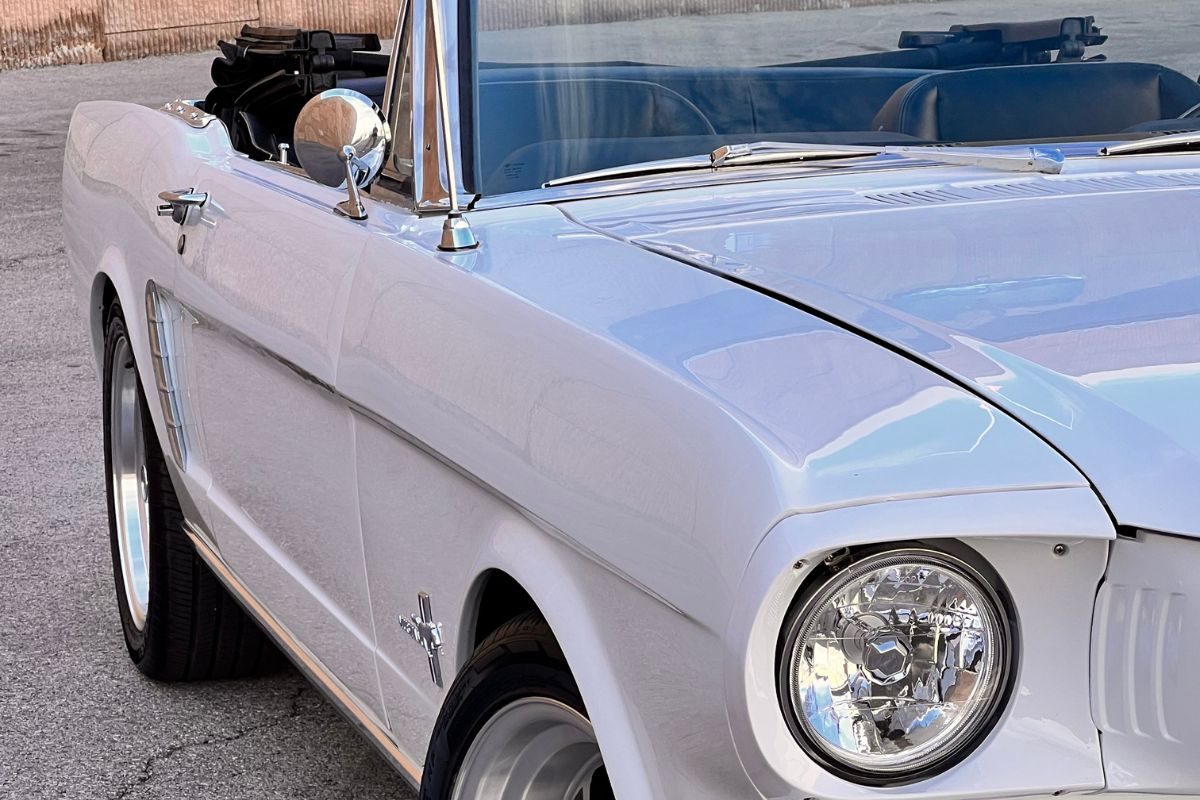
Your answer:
[102,301,278,681]
[420,612,613,800]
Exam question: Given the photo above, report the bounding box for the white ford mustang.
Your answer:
[63,2,1200,798]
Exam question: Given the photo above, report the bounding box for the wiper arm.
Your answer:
[544,142,881,187]
[887,145,1065,174]
[711,142,1065,174]
[544,141,1064,188]
[1099,131,1200,157]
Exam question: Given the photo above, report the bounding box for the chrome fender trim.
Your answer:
[159,99,217,129]
[182,520,423,790]
[144,283,190,468]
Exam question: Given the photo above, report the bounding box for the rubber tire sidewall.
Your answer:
[102,305,173,674]
[419,614,591,800]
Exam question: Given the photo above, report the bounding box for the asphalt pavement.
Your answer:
[1,2,1197,798]
[0,52,415,800]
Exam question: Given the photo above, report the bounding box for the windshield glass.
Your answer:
[469,1,1200,195]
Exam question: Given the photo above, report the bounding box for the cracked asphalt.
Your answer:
[0,53,413,800]
[2,3,1199,798]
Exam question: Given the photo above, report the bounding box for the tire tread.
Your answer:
[419,611,587,800]
[103,304,278,682]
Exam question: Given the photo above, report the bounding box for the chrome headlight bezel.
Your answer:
[776,543,1019,786]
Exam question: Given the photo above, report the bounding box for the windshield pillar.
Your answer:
[381,0,475,213]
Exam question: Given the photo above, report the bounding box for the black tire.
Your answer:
[102,301,280,681]
[420,611,613,800]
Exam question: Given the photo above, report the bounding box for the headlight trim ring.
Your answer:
[775,542,1019,787]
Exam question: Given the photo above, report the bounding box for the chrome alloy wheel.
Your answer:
[109,335,151,631]
[451,698,609,800]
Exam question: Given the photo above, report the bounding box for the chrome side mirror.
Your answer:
[293,89,391,220]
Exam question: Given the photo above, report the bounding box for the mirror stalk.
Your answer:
[335,146,369,221]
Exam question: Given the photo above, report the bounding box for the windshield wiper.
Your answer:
[544,141,1064,187]
[542,143,880,187]
[1099,131,1200,157]
[709,141,883,167]
[888,145,1064,174]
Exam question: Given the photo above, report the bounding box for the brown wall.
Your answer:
[1,0,397,70]
[2,0,937,70]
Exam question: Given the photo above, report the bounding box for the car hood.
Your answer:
[568,162,1200,536]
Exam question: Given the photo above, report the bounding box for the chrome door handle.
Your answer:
[156,188,208,223]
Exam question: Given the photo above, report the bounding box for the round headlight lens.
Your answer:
[781,549,1012,780]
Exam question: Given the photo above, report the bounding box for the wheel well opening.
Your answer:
[100,276,116,316]
[471,571,537,651]
[89,274,119,364]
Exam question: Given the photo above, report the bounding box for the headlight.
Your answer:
[778,548,1015,783]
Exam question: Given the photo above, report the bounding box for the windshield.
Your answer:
[469,1,1200,195]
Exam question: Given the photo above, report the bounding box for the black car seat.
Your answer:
[873,62,1200,141]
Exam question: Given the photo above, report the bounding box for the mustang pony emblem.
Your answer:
[399,592,444,687]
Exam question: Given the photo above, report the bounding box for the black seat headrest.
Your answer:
[873,62,1200,141]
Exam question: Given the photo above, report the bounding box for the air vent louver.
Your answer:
[863,170,1200,207]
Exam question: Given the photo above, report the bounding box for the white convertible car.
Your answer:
[63,2,1200,798]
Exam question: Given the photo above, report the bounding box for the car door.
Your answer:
[167,153,386,721]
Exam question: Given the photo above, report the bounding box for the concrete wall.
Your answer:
[1,0,941,70]
[1,0,398,69]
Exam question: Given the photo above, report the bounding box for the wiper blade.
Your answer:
[544,141,1064,188]
[709,141,883,167]
[543,142,881,187]
[1099,131,1200,157]
[716,142,1066,173]
[716,142,1065,173]
[542,154,712,187]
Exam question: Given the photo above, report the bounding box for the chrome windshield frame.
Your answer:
[373,6,1180,213]
[390,3,1087,215]
[377,0,476,213]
